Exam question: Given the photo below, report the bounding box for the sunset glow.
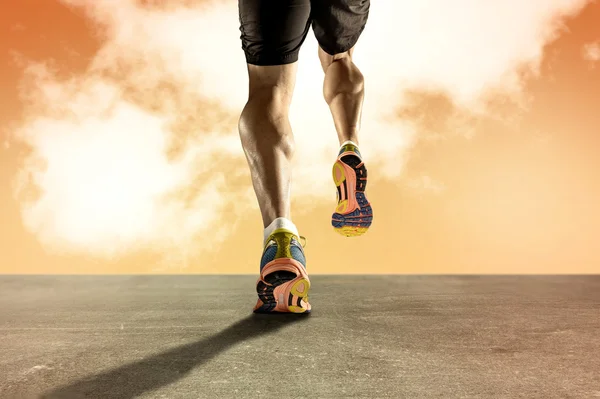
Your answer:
[1,0,599,273]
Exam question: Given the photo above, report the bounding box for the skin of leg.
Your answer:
[238,63,298,229]
[318,46,365,146]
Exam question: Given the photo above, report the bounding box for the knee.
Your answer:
[240,85,293,129]
[323,57,364,104]
[239,85,295,154]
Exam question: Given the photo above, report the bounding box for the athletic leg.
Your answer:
[238,0,311,231]
[319,47,365,146]
[312,0,370,145]
[238,64,298,229]
[238,0,312,313]
[312,0,373,237]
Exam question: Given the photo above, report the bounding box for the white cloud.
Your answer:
[408,176,446,195]
[12,0,590,260]
[15,72,237,257]
[583,41,600,66]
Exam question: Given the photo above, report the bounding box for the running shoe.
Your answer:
[331,143,373,237]
[253,229,311,314]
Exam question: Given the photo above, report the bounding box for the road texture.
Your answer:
[0,275,599,398]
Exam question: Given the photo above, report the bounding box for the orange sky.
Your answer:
[1,0,599,274]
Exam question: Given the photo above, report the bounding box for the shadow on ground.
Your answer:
[41,313,309,399]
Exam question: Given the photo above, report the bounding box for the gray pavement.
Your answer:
[0,275,599,399]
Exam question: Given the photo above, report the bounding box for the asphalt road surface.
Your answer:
[1,275,599,398]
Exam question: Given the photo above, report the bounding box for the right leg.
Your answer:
[319,46,365,146]
[312,0,370,146]
[312,0,373,237]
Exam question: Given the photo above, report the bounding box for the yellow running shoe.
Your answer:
[253,229,311,314]
[332,144,373,237]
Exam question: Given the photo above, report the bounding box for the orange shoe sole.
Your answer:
[332,153,373,237]
[253,259,311,314]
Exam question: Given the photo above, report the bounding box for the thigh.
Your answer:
[247,64,298,102]
[239,0,312,66]
[311,0,370,56]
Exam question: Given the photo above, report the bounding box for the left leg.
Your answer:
[238,0,312,234]
[238,63,298,230]
[238,0,312,313]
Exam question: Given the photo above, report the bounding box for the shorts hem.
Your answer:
[245,52,300,66]
[319,32,364,57]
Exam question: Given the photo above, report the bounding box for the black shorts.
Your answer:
[238,0,370,66]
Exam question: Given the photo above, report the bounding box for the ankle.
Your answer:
[263,217,299,245]
[338,141,361,157]
[340,140,359,148]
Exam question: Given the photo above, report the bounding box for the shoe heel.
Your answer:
[287,277,311,313]
[333,161,350,214]
[333,161,346,186]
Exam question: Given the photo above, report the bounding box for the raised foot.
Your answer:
[332,192,373,236]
